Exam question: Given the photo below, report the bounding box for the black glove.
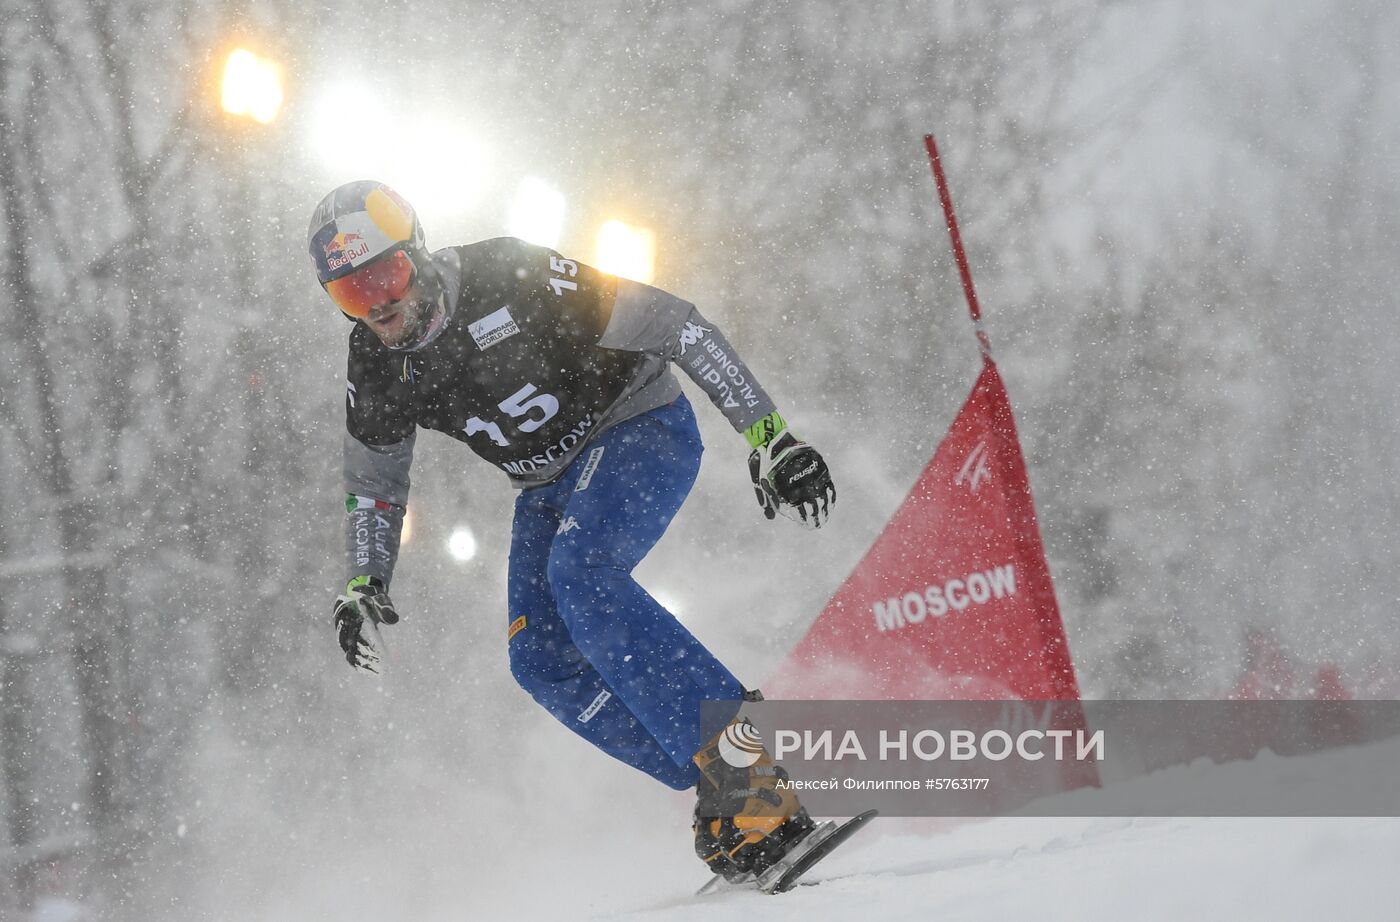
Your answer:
[748,428,836,528]
[332,576,400,674]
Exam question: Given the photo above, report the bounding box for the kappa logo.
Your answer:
[468,306,521,351]
[677,321,711,356]
[556,516,581,535]
[346,380,357,408]
[956,440,992,493]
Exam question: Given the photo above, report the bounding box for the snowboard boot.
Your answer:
[692,710,816,881]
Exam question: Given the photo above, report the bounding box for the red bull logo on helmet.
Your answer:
[324,230,370,270]
[310,183,418,286]
[323,231,364,255]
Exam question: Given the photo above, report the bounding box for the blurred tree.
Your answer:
[0,0,326,912]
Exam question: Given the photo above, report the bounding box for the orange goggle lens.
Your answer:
[324,250,414,318]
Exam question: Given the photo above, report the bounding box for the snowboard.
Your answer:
[696,810,879,896]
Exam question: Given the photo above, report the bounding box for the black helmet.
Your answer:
[308,180,446,349]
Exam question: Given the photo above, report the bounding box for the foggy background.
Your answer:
[1,0,1397,916]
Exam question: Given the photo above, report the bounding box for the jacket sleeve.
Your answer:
[343,329,416,587]
[597,278,779,440]
[344,432,413,587]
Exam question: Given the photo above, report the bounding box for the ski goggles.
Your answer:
[324,248,416,319]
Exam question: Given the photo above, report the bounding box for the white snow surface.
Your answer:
[603,737,1400,922]
[227,733,1400,921]
[617,813,1398,922]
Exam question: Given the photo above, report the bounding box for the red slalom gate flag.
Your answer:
[768,356,1084,706]
[762,136,1096,798]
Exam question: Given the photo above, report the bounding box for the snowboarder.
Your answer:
[308,180,836,881]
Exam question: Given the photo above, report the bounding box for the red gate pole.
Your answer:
[923,133,1100,789]
[924,134,993,362]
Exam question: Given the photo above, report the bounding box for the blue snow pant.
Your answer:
[507,394,744,791]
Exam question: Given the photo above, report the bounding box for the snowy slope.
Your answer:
[215,730,1399,921]
[605,737,1400,922]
